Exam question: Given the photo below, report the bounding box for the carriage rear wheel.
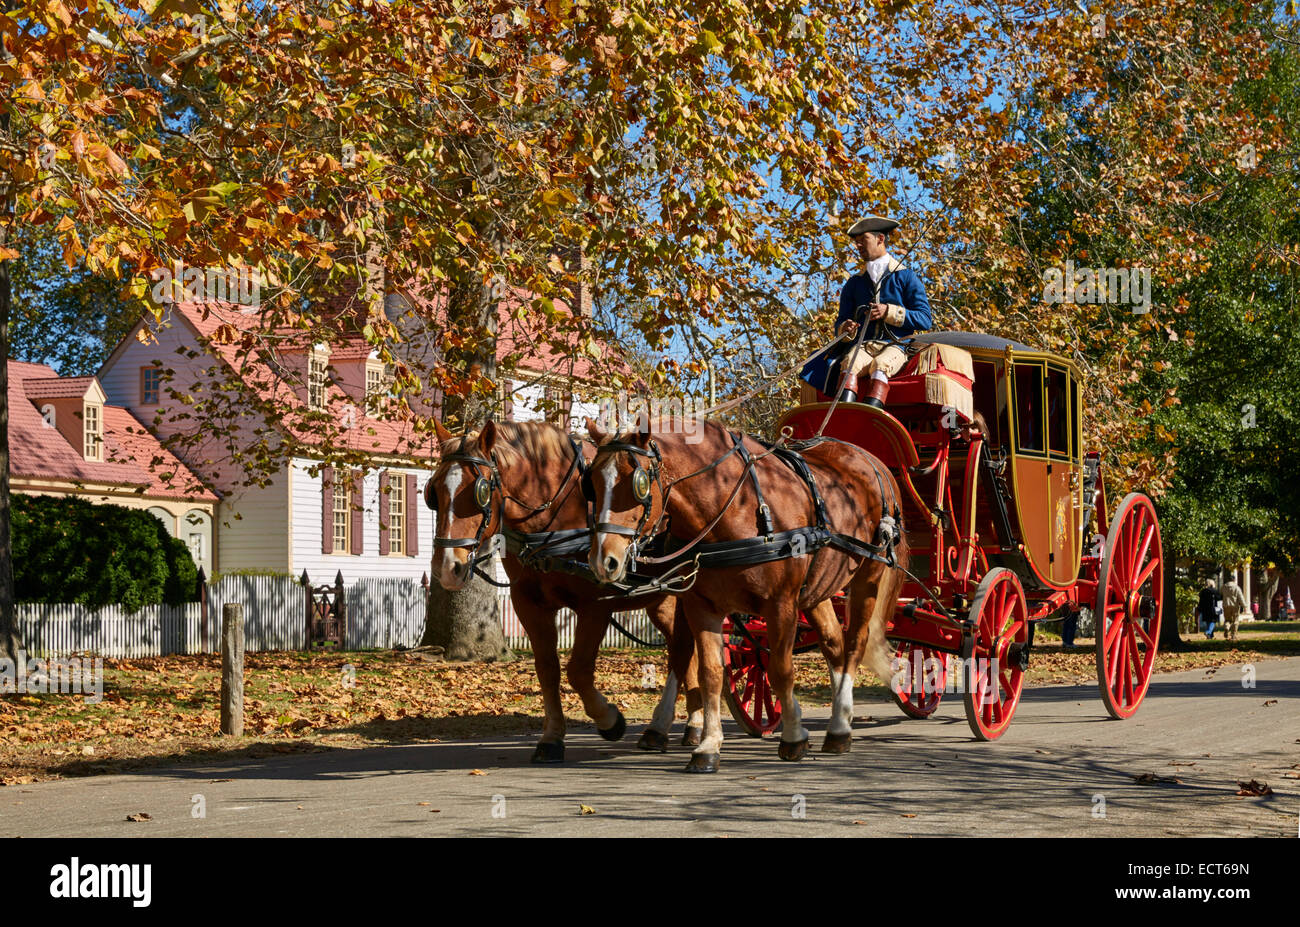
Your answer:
[1095,492,1163,720]
[888,641,948,719]
[962,568,1029,741]
[722,619,781,737]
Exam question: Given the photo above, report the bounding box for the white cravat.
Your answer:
[866,252,892,285]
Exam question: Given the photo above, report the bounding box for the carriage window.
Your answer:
[973,360,1001,447]
[1047,367,1069,456]
[1071,378,1081,461]
[1013,364,1044,454]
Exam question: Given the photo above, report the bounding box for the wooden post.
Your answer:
[197,566,208,652]
[220,603,244,736]
[301,569,312,650]
[334,570,346,649]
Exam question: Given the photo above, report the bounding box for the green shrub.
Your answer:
[11,495,199,611]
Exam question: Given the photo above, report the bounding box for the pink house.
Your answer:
[7,360,219,575]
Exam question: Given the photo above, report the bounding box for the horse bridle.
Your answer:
[428,450,502,577]
[581,439,663,559]
[428,436,589,579]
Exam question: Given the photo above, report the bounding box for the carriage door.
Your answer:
[1045,365,1080,584]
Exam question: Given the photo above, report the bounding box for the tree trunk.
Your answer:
[1158,544,1184,652]
[1259,568,1279,619]
[0,90,22,666]
[422,574,513,661]
[417,118,513,662]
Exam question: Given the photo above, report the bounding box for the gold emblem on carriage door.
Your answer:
[1055,495,1068,547]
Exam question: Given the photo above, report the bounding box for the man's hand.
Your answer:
[867,302,888,321]
[837,319,859,340]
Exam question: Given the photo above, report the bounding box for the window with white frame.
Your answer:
[332,478,350,552]
[388,473,404,554]
[83,403,102,461]
[309,354,327,411]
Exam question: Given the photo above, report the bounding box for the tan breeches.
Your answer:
[844,342,907,378]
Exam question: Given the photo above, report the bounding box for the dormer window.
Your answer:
[142,367,162,404]
[365,359,388,413]
[83,402,102,461]
[308,353,327,411]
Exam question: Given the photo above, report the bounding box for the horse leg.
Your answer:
[805,597,854,753]
[662,597,704,746]
[638,597,680,751]
[515,602,566,764]
[681,646,704,747]
[683,605,724,773]
[766,603,809,761]
[567,608,626,741]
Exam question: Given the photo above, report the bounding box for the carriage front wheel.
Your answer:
[888,641,948,719]
[722,620,782,737]
[962,567,1030,740]
[1094,492,1163,720]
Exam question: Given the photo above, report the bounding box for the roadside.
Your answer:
[3,622,1297,786]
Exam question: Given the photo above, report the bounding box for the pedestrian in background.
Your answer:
[1222,576,1248,642]
[1197,577,1223,640]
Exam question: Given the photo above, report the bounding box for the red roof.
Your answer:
[23,376,100,400]
[162,301,437,460]
[7,361,218,501]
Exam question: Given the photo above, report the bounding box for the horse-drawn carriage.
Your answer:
[721,332,1164,740]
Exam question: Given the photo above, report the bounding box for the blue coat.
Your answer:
[800,263,932,395]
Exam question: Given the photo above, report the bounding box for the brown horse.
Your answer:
[585,416,908,772]
[429,419,701,762]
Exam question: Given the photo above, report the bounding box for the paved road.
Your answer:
[4,658,1298,837]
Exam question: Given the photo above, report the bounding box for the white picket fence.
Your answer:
[15,575,657,658]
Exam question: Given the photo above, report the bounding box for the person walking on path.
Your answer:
[1197,578,1224,640]
[1222,576,1248,642]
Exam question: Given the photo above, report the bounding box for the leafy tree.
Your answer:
[11,495,197,610]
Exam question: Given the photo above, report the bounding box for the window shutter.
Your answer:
[405,473,419,556]
[378,469,390,556]
[321,467,334,554]
[350,470,364,555]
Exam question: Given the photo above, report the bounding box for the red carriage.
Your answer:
[721,332,1164,740]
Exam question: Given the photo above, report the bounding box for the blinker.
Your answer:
[424,478,438,511]
[632,467,652,504]
[474,476,493,510]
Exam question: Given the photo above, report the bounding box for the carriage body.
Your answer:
[723,332,1164,740]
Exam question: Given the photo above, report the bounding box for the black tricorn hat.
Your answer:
[846,215,900,236]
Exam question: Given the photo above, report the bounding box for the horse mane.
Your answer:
[492,420,574,465]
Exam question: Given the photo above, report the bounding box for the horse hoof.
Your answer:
[684,752,720,773]
[681,726,703,747]
[777,738,809,761]
[637,729,670,752]
[822,731,852,754]
[598,709,627,742]
[531,741,564,764]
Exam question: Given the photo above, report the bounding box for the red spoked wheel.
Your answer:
[888,641,948,719]
[1095,492,1163,720]
[962,568,1030,741]
[722,617,781,737]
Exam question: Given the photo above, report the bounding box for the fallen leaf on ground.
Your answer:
[469,769,486,776]
[417,801,430,806]
[1263,699,1278,706]
[1236,780,1272,796]
[579,804,595,815]
[1134,772,1181,785]
[900,813,916,818]
[126,812,152,822]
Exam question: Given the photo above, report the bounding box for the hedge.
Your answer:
[11,494,199,611]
